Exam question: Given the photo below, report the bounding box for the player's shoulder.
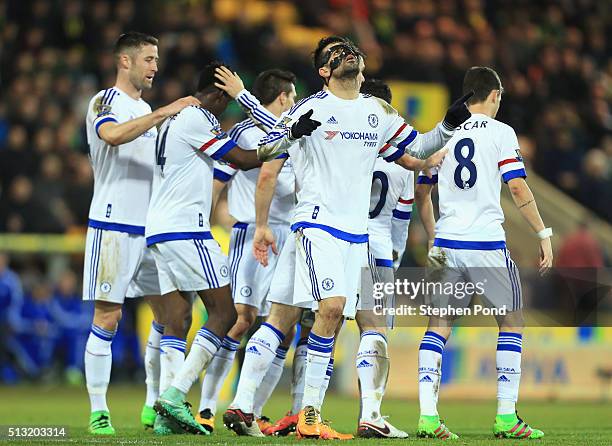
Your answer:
[359,93,398,117]
[288,90,329,115]
[178,105,219,126]
[89,87,122,117]
[229,118,261,143]
[482,115,515,135]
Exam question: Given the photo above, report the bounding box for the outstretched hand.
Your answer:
[443,91,474,129]
[214,66,245,98]
[253,225,278,267]
[290,109,321,139]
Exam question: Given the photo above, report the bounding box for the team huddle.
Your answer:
[83,32,553,440]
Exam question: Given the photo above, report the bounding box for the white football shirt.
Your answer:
[368,157,414,264]
[145,106,237,245]
[418,113,527,248]
[85,87,157,234]
[213,119,295,225]
[259,91,423,242]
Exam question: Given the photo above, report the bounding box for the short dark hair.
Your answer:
[360,78,392,104]
[462,66,502,104]
[197,61,231,95]
[312,35,353,69]
[113,31,158,57]
[252,69,296,105]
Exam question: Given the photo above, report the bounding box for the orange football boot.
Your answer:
[296,406,322,439]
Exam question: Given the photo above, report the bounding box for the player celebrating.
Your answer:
[146,62,311,435]
[256,36,472,439]
[414,67,553,440]
[83,31,199,435]
[194,68,298,433]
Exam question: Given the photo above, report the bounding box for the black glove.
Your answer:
[290,109,321,139]
[443,91,474,130]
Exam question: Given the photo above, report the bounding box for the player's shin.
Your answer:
[496,332,522,415]
[198,336,239,414]
[159,336,186,394]
[302,332,334,411]
[230,323,285,413]
[357,330,389,421]
[171,326,222,397]
[253,345,288,418]
[291,337,308,414]
[85,324,116,413]
[318,358,334,404]
[418,330,447,417]
[144,321,164,407]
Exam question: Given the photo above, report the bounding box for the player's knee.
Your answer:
[318,300,345,322]
[231,313,255,337]
[93,304,122,330]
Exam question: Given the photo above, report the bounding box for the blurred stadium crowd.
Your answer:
[0,0,610,382]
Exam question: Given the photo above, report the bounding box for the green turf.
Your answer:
[0,385,610,445]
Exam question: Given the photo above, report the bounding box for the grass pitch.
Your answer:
[0,385,610,445]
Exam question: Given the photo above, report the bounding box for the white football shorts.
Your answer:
[82,227,160,303]
[229,222,289,315]
[267,232,310,309]
[151,237,230,295]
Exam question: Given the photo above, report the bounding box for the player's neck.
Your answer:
[265,102,283,118]
[327,77,360,100]
[115,74,142,100]
[467,104,493,118]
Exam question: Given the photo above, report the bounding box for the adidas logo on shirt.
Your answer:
[327,116,338,124]
[419,375,434,383]
[498,375,510,382]
[246,346,261,355]
[357,360,373,368]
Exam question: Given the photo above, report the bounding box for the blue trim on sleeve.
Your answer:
[213,169,232,182]
[417,174,438,184]
[392,209,412,220]
[383,147,405,162]
[88,219,145,235]
[375,258,394,267]
[433,238,506,250]
[397,129,418,149]
[233,222,249,229]
[291,221,368,244]
[275,153,289,159]
[95,116,118,138]
[211,140,238,160]
[502,168,527,183]
[146,231,213,247]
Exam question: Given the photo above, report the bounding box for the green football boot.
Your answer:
[154,387,208,435]
[416,415,458,440]
[88,410,115,435]
[494,412,544,439]
[153,414,186,435]
[141,405,157,429]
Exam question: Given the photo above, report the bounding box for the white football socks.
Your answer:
[418,331,447,417]
[356,330,389,421]
[253,346,288,418]
[198,336,239,414]
[85,324,116,413]
[144,320,163,407]
[496,332,522,415]
[173,327,221,395]
[291,337,308,415]
[159,336,186,394]
[302,332,334,411]
[231,323,284,413]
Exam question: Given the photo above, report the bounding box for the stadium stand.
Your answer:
[0,0,609,382]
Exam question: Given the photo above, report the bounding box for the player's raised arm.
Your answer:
[257,108,320,161]
[252,157,287,266]
[214,66,279,132]
[96,95,200,146]
[385,92,473,160]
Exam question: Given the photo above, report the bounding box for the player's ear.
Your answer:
[117,53,131,70]
[318,66,330,82]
